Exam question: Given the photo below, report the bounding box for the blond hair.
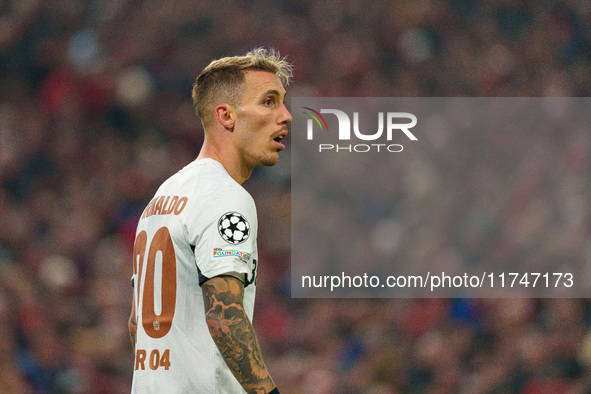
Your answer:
[192,48,293,129]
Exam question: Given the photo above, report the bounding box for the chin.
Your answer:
[260,153,280,167]
[262,157,279,167]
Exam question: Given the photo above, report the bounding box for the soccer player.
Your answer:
[128,48,292,393]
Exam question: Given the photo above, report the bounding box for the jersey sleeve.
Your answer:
[192,188,258,286]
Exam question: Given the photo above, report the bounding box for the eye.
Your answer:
[263,97,274,106]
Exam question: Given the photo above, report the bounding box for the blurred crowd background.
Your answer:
[1,0,590,393]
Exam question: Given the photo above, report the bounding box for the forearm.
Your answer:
[203,276,275,394]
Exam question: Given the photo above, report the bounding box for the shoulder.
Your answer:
[173,160,257,226]
[159,160,250,202]
[194,160,256,209]
[209,183,256,221]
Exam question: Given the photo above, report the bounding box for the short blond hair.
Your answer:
[192,48,293,129]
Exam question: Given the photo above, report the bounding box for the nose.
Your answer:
[279,103,292,125]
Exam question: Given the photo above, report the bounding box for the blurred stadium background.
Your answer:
[1,0,591,392]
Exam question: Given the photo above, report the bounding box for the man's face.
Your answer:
[233,70,292,168]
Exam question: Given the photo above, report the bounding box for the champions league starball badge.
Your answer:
[218,212,250,244]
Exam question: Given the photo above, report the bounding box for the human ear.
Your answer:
[214,104,235,130]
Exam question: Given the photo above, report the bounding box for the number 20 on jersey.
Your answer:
[133,226,177,370]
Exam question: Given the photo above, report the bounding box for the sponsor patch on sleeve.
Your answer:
[213,248,252,262]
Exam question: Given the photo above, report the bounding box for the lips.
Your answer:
[272,130,288,150]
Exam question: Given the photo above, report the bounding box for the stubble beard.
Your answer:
[259,152,280,167]
[243,149,280,170]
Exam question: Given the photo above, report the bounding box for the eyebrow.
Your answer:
[260,89,286,101]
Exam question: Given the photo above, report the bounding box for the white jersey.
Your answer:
[131,158,258,393]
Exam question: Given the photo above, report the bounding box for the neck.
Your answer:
[196,140,252,184]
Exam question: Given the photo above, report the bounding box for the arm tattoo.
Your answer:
[202,276,275,394]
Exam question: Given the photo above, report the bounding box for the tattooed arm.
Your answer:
[202,276,276,394]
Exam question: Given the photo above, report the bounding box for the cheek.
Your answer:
[249,113,273,130]
[243,115,273,138]
[236,109,275,145]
